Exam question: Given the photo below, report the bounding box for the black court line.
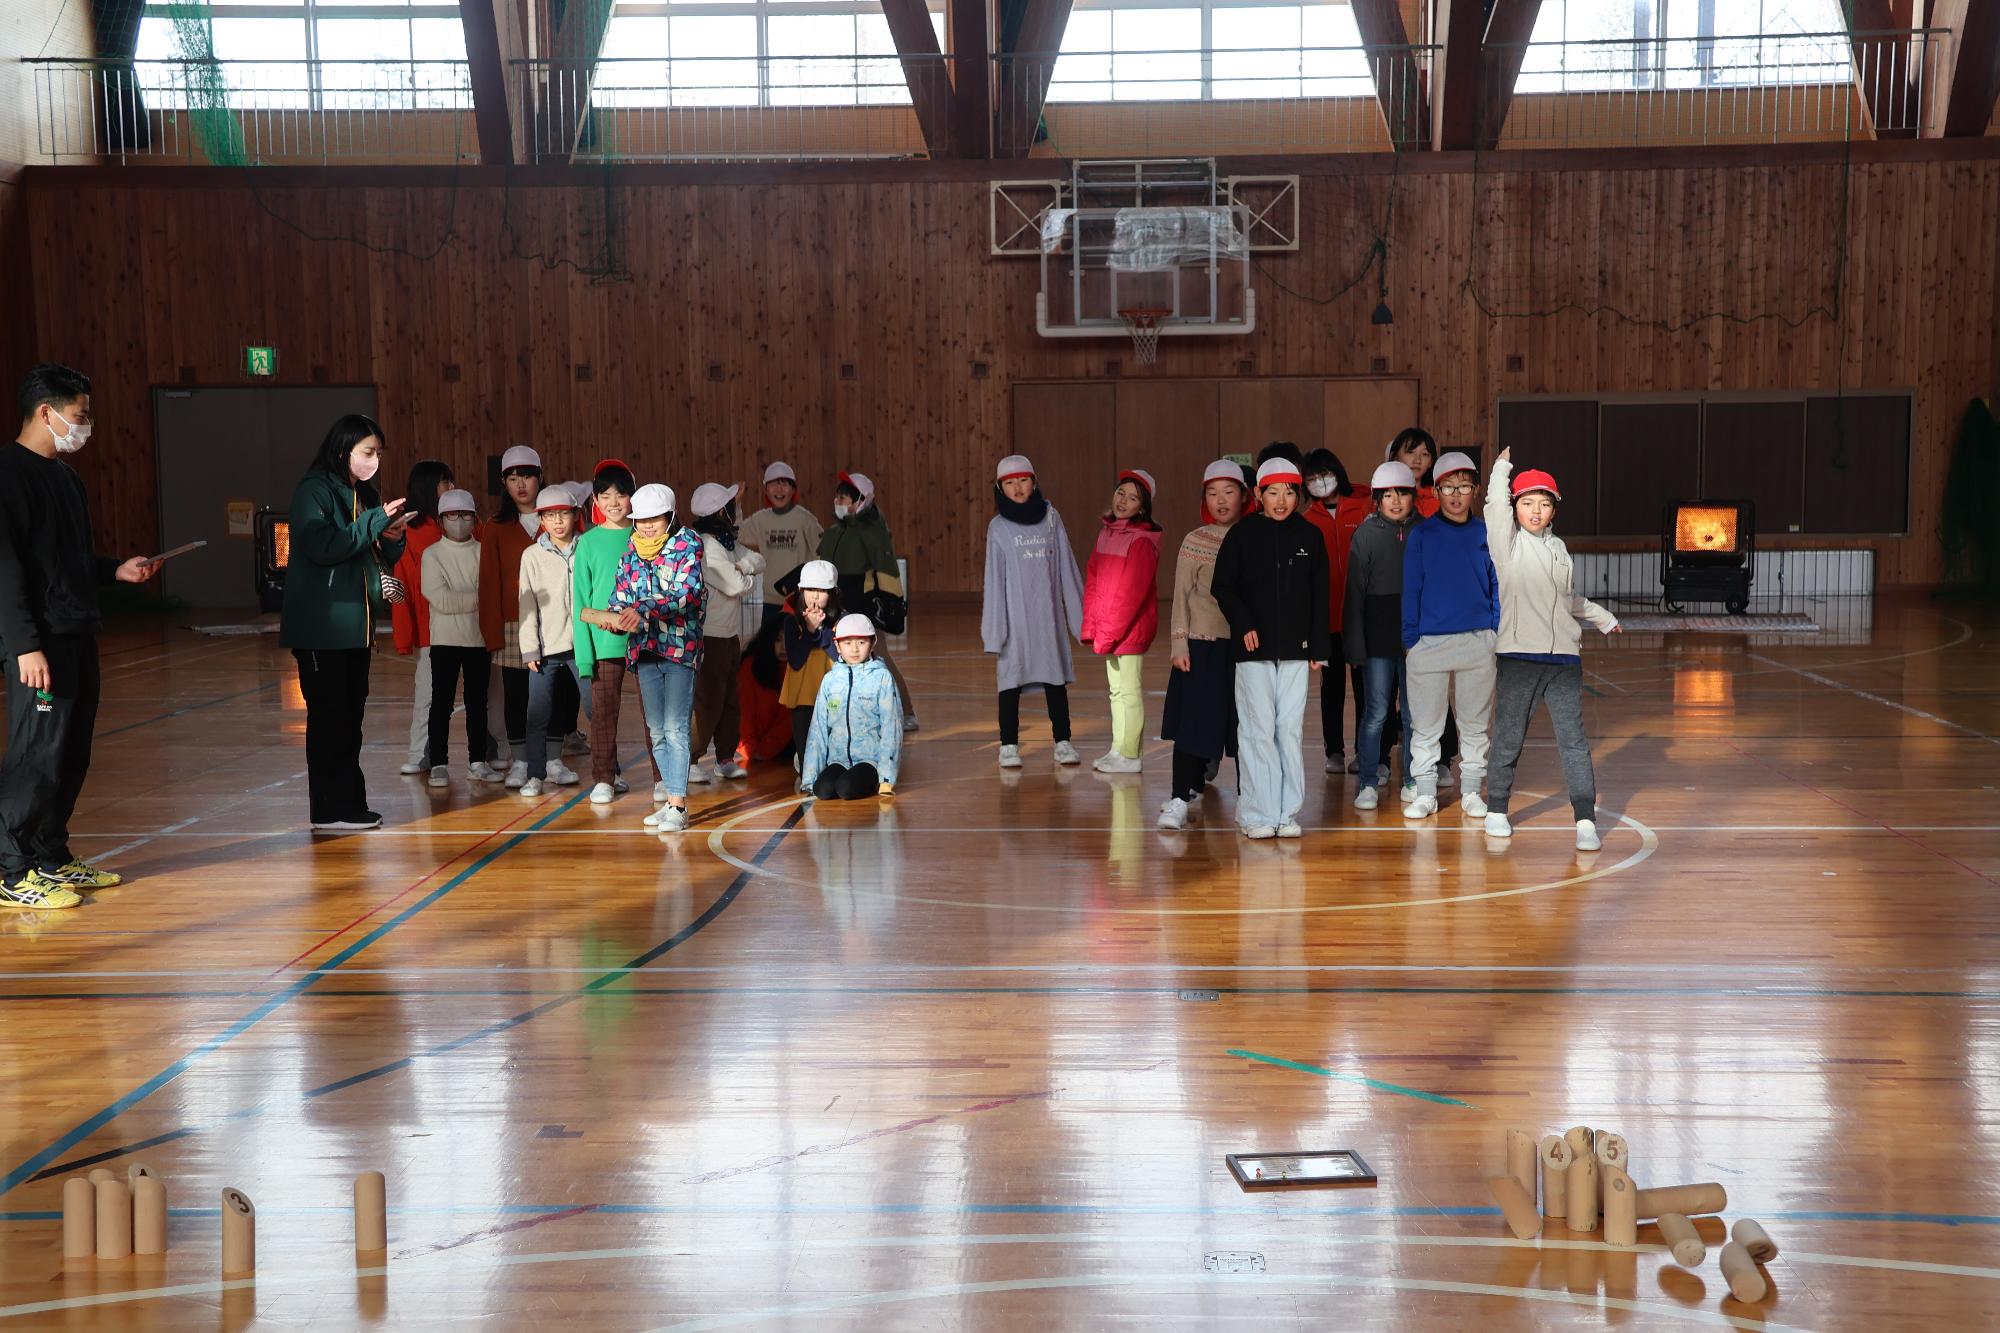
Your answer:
[97,680,282,738]
[28,802,807,1183]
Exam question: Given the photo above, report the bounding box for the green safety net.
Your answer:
[160,1,248,166]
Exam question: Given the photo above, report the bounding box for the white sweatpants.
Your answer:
[1234,660,1310,831]
[1406,628,1496,796]
[405,646,432,767]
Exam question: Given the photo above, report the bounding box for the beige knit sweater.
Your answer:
[1168,522,1234,646]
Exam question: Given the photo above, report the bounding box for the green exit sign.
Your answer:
[244,346,279,377]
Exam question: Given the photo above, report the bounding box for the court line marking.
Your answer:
[0,787,596,1198]
[704,807,1659,917]
[95,680,281,738]
[1229,1048,1478,1108]
[1587,608,1977,683]
[68,821,2000,839]
[1747,652,2000,746]
[25,802,808,1185]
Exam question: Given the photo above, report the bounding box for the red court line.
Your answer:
[263,800,558,979]
[395,1202,603,1259]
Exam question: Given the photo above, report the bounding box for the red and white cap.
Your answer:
[533,485,577,512]
[1202,458,1245,488]
[1434,451,1478,480]
[833,612,877,640]
[1118,468,1156,501]
[1256,457,1303,488]
[996,455,1035,482]
[839,472,875,509]
[629,483,675,521]
[689,482,740,518]
[500,445,542,475]
[797,559,838,591]
[1511,469,1562,501]
[1370,461,1417,491]
[438,488,477,516]
[763,461,796,484]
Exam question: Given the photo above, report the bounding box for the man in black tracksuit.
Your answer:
[0,365,157,909]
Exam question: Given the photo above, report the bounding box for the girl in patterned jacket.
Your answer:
[607,483,707,832]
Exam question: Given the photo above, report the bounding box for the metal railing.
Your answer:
[31,58,476,163]
[1492,29,1948,146]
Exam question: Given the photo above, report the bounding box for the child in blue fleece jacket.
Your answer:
[1400,450,1499,821]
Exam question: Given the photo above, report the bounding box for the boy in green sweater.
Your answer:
[572,462,662,804]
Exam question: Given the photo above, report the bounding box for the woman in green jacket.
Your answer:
[816,472,917,730]
[280,414,409,831]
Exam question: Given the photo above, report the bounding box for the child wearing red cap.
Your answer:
[1080,469,1163,773]
[1483,448,1622,851]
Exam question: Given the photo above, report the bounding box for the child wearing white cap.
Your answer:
[607,483,707,832]
[516,486,589,796]
[781,559,844,778]
[422,489,502,787]
[1400,450,1498,821]
[481,445,544,786]
[1158,459,1248,830]
[738,461,823,637]
[1345,461,1422,810]
[686,481,766,782]
[1080,468,1163,773]
[801,614,903,800]
[1211,457,1331,839]
[819,471,919,730]
[981,455,1086,769]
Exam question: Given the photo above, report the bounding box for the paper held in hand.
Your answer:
[150,541,208,564]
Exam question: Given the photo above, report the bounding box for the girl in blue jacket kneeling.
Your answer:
[802,614,904,800]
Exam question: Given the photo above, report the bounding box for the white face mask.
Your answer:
[1307,477,1337,499]
[49,410,91,455]
[442,514,476,539]
[350,451,381,484]
[833,502,851,520]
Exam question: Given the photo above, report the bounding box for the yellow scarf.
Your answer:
[631,531,669,561]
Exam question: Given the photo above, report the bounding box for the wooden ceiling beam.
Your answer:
[882,0,958,157]
[1349,0,1429,149]
[1476,0,1545,150]
[1926,0,2000,136]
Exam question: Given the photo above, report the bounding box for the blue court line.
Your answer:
[24,802,806,1185]
[1229,1048,1479,1109]
[8,984,2000,1002]
[0,784,597,1198]
[98,680,282,738]
[5,1202,1997,1227]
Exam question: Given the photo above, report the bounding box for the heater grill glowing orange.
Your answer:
[1674,506,1739,554]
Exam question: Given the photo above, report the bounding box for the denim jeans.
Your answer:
[526,653,593,780]
[635,657,697,801]
[1357,656,1413,790]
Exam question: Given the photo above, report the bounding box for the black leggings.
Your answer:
[428,647,492,768]
[791,706,813,762]
[1170,749,1210,803]
[813,762,880,801]
[998,684,1071,746]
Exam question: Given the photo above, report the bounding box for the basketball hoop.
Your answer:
[1120,308,1172,365]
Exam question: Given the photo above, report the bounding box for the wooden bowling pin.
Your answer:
[1505,1129,1538,1202]
[1601,1165,1637,1246]
[1732,1218,1778,1263]
[94,1178,132,1260]
[1596,1133,1629,1172]
[354,1171,387,1252]
[1564,1125,1594,1159]
[134,1176,168,1254]
[1720,1241,1769,1302]
[87,1168,114,1185]
[221,1188,256,1277]
[1539,1135,1574,1218]
[1487,1175,1542,1240]
[1566,1152,1600,1232]
[62,1177,95,1259]
[1633,1182,1727,1219]
[1657,1212,1706,1267]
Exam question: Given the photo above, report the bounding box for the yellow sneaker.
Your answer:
[2,872,83,911]
[46,859,123,890]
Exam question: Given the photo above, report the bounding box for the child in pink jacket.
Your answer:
[1080,469,1163,773]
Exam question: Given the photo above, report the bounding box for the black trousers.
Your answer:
[428,645,493,768]
[813,761,880,801]
[998,684,1071,746]
[293,647,373,824]
[1319,633,1351,756]
[550,666,580,739]
[791,705,814,763]
[500,665,530,747]
[0,634,100,880]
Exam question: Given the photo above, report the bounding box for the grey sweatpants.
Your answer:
[1486,656,1595,822]
[1406,628,1495,797]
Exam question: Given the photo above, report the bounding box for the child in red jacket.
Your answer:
[1080,469,1163,774]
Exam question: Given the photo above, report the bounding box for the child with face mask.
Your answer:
[818,472,918,730]
[422,489,501,787]
[480,445,544,786]
[516,486,589,797]
[1483,448,1622,851]
[1344,462,1422,810]
[1300,448,1370,775]
[981,455,1086,770]
[801,614,903,800]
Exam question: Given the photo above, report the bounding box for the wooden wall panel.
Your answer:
[21,148,2000,592]
[1701,400,1807,535]
[1599,401,1701,537]
[1010,382,1115,572]
[1324,378,1421,485]
[1119,379,1221,556]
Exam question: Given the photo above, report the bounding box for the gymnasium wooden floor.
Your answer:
[2,597,1997,1330]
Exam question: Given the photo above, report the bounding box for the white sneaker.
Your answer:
[1157,797,1189,831]
[1403,793,1438,819]
[1354,786,1380,811]
[1576,819,1602,852]
[1460,791,1489,818]
[1400,782,1418,804]
[1377,764,1390,784]
[1485,812,1514,838]
[1242,825,1278,840]
[1324,752,1342,774]
[504,761,528,789]
[468,761,503,783]
[428,766,450,788]
[650,780,666,803]
[519,778,545,797]
[645,804,688,832]
[589,782,616,805]
[1093,752,1141,774]
[399,760,428,775]
[546,760,579,786]
[998,745,1024,769]
[1052,740,1082,766]
[688,759,718,785]
[718,761,749,780]
[1276,822,1303,839]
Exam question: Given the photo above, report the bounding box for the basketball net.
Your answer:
[1121,309,1169,366]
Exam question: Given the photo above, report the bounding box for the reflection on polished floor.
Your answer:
[1,598,1997,1329]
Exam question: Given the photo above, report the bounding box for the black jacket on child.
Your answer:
[1211,510,1331,664]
